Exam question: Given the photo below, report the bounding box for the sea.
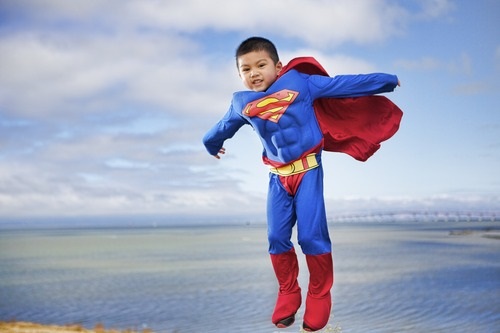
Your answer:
[0,220,499,333]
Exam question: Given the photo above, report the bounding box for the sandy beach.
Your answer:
[0,321,153,333]
[0,321,344,333]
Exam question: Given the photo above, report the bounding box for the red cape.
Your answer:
[280,57,403,162]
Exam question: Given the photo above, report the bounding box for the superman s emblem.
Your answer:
[243,89,299,123]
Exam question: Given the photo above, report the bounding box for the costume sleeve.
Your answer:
[202,104,249,156]
[307,73,398,99]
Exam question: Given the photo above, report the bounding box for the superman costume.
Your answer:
[203,57,402,331]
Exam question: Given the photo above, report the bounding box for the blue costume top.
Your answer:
[203,69,399,166]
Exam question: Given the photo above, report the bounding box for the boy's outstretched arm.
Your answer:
[311,73,399,98]
[203,105,247,160]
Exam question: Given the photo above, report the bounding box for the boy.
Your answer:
[203,37,401,331]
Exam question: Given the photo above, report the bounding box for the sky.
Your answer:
[0,0,499,223]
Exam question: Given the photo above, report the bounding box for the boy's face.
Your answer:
[237,50,282,92]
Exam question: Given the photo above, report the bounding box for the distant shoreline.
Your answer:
[0,210,498,230]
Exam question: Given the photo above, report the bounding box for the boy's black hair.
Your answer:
[235,37,280,67]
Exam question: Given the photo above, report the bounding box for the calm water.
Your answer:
[0,222,499,333]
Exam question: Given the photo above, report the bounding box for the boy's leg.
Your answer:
[267,174,301,327]
[303,253,334,331]
[270,248,302,327]
[295,166,331,255]
[295,166,334,331]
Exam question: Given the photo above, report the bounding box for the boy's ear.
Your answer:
[276,61,283,75]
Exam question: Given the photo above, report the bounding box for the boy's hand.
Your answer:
[214,147,226,159]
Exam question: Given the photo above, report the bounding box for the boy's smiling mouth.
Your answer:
[252,78,264,87]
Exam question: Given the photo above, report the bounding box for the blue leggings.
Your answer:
[267,164,331,255]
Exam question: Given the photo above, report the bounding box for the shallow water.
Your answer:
[0,222,499,333]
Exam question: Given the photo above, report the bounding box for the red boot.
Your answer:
[303,253,334,332]
[270,247,302,328]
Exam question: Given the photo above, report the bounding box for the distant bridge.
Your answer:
[329,210,500,223]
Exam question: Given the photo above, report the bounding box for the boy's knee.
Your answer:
[298,235,331,255]
[268,232,293,254]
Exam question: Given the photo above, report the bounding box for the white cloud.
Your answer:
[394,53,473,75]
[452,82,491,95]
[279,47,377,74]
[0,157,266,218]
[394,56,442,71]
[4,0,411,44]
[0,32,202,117]
[416,0,455,19]
[122,0,436,47]
[1,0,438,120]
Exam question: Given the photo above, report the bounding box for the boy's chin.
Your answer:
[252,86,268,92]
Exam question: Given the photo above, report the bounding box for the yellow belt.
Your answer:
[269,153,319,176]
